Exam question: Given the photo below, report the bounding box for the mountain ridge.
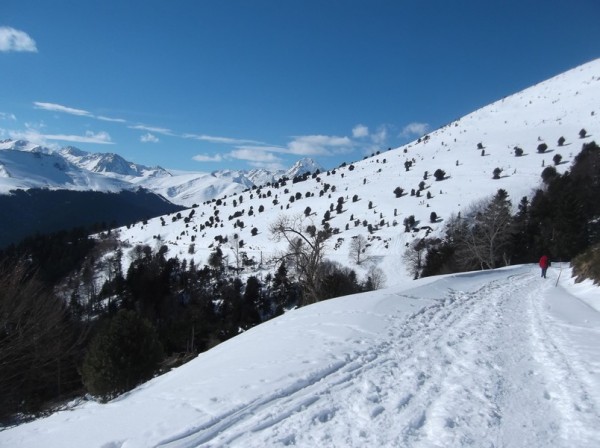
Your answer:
[0,139,325,206]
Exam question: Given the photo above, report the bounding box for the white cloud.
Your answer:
[0,27,37,52]
[352,124,369,138]
[140,133,159,143]
[288,135,353,156]
[229,148,282,163]
[183,133,264,145]
[44,130,113,144]
[371,125,388,145]
[34,102,92,117]
[401,122,429,138]
[192,153,223,162]
[129,124,173,136]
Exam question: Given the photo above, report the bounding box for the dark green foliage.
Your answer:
[393,187,403,198]
[493,167,502,179]
[553,154,563,165]
[433,169,446,181]
[81,310,164,401]
[541,166,558,184]
[430,211,438,223]
[0,227,96,285]
[423,142,600,276]
[318,261,362,300]
[537,143,548,153]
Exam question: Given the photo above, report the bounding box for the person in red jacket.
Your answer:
[539,255,549,278]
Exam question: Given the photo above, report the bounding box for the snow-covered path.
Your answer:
[2,265,600,447]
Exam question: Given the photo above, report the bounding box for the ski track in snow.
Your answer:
[153,270,600,448]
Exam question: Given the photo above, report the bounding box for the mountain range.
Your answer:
[0,139,324,207]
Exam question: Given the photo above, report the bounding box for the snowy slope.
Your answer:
[2,265,599,447]
[111,59,600,287]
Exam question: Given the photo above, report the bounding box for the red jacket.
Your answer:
[539,255,549,268]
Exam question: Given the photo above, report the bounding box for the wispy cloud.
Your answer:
[0,112,16,121]
[401,122,429,138]
[0,27,37,53]
[352,124,369,138]
[129,124,173,136]
[371,125,388,145]
[192,153,223,162]
[44,130,113,144]
[183,133,264,145]
[34,102,129,125]
[34,102,92,117]
[140,133,159,143]
[97,115,127,123]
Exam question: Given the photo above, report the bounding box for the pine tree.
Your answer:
[81,310,164,402]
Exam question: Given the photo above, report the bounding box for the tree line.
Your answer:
[0,219,376,422]
[414,141,600,277]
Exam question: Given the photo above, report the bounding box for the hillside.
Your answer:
[2,265,599,447]
[112,59,600,287]
[0,188,185,248]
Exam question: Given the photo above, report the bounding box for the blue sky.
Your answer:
[1,1,599,172]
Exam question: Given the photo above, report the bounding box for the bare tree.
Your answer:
[270,214,331,305]
[229,233,242,270]
[403,238,427,279]
[0,261,85,419]
[365,265,386,290]
[349,234,369,265]
[446,190,514,270]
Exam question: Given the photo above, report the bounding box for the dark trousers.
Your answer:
[541,267,547,278]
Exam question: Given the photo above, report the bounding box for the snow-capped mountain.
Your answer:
[0,140,130,193]
[0,140,324,206]
[57,146,169,178]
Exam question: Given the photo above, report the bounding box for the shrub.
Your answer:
[430,211,438,223]
[558,136,566,146]
[393,187,404,198]
[514,146,524,157]
[541,166,558,184]
[493,167,502,179]
[537,143,548,153]
[81,310,164,402]
[579,128,587,138]
[433,169,446,181]
[553,154,563,165]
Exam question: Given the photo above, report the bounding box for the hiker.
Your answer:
[539,255,550,278]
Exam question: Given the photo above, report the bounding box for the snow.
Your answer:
[2,264,599,447]
[2,59,600,447]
